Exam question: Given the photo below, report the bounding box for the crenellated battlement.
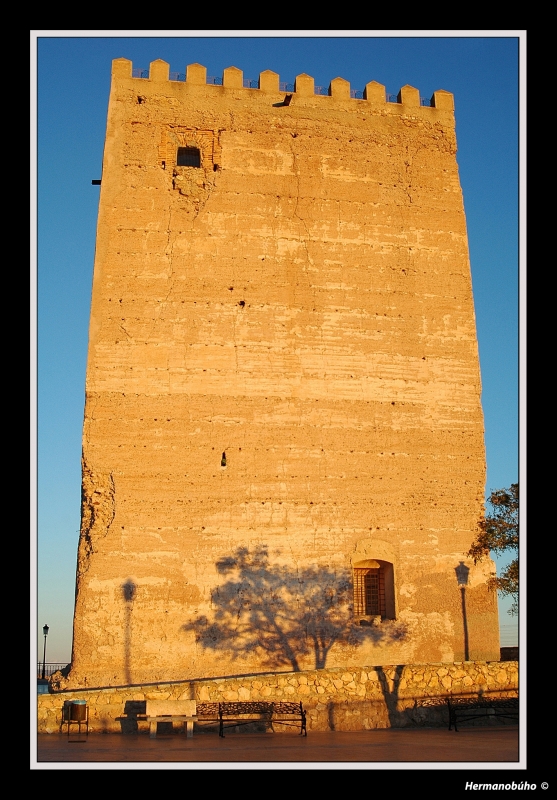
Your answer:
[112,58,454,113]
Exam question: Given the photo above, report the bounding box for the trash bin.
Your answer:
[71,700,87,721]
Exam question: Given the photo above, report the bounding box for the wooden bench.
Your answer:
[196,701,307,737]
[145,699,198,738]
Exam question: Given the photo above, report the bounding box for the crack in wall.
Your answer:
[285,137,316,312]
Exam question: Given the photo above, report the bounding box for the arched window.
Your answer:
[353,559,395,622]
[177,147,201,167]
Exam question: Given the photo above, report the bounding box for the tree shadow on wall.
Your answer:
[182,546,407,672]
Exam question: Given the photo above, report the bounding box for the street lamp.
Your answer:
[41,624,49,680]
[454,562,470,661]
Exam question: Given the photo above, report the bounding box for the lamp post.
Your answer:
[41,624,49,680]
[455,562,470,661]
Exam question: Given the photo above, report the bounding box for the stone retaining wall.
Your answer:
[38,661,518,734]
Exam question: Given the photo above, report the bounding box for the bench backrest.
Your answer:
[146,699,197,716]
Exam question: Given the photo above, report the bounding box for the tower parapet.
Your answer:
[113,58,454,117]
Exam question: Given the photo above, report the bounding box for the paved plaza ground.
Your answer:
[36,726,519,766]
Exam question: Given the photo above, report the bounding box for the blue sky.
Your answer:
[33,32,523,664]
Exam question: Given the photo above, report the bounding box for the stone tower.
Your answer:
[69,58,499,688]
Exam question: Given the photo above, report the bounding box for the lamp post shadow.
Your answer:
[121,579,136,685]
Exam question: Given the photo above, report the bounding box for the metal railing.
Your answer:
[387,93,432,106]
[132,70,433,105]
[37,662,69,678]
[500,624,519,647]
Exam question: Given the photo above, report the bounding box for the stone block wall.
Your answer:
[38,661,518,734]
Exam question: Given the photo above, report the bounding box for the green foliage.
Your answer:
[468,484,518,615]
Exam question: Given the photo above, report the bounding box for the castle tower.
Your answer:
[69,58,499,688]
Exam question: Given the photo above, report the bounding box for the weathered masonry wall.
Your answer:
[70,58,499,688]
[39,661,518,733]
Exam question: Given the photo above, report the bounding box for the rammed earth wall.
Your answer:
[70,57,500,689]
[38,661,518,733]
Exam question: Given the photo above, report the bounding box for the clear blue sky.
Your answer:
[33,32,523,664]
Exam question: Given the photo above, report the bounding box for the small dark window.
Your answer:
[177,147,201,167]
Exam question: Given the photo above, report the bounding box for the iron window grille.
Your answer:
[177,147,201,167]
[353,567,386,618]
